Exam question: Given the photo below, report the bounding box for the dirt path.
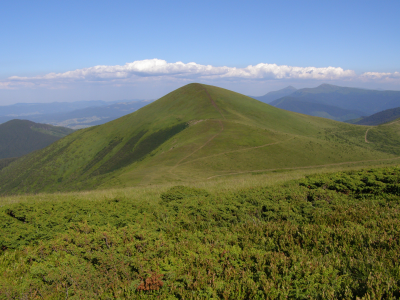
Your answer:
[169,85,225,173]
[178,137,295,167]
[365,128,371,143]
[170,84,400,179]
[206,156,400,180]
[198,84,225,120]
[384,119,400,126]
[170,120,224,171]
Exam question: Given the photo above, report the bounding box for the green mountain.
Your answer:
[270,97,365,121]
[252,86,297,103]
[0,120,74,159]
[355,107,400,125]
[285,84,400,115]
[1,83,399,195]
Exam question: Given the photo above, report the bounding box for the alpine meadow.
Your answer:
[2,82,400,298]
[1,83,400,194]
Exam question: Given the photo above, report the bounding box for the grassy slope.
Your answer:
[0,119,74,159]
[1,83,400,195]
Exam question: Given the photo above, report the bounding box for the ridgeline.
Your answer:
[1,83,400,195]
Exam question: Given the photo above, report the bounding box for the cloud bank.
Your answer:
[1,59,399,92]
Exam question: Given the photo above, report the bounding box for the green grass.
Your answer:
[1,83,400,195]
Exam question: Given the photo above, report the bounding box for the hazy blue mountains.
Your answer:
[253,84,400,122]
[270,97,365,121]
[282,84,400,115]
[0,100,108,118]
[0,100,153,129]
[252,86,297,103]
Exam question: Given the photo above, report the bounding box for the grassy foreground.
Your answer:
[1,164,400,299]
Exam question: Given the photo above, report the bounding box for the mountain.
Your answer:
[0,100,152,128]
[252,86,297,103]
[0,100,109,117]
[355,107,400,125]
[0,119,74,159]
[270,97,365,121]
[1,83,399,195]
[284,84,400,115]
[19,100,153,129]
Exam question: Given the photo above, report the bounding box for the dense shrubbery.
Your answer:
[1,167,400,299]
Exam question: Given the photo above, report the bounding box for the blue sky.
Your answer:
[1,0,400,104]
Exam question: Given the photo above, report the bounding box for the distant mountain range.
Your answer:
[280,84,400,115]
[0,99,153,129]
[0,119,74,160]
[0,100,109,116]
[252,84,400,122]
[270,97,365,122]
[251,86,297,103]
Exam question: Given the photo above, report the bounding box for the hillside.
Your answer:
[251,86,297,103]
[0,120,74,159]
[1,83,400,195]
[284,84,400,115]
[355,107,400,125]
[270,96,364,121]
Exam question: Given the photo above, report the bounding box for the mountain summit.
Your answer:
[1,83,399,194]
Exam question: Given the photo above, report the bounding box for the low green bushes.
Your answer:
[1,167,400,299]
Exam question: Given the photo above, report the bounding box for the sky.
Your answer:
[1,0,400,105]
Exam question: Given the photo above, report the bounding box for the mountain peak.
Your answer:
[282,86,297,91]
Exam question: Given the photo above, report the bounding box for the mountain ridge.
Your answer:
[1,83,400,195]
[283,84,400,114]
[355,107,400,125]
[270,96,365,121]
[252,86,297,103]
[0,119,74,159]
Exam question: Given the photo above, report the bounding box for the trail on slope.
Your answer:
[169,85,225,173]
[170,120,224,171]
[365,119,400,143]
[206,156,400,180]
[198,84,225,120]
[177,137,295,167]
[170,84,399,179]
[365,128,371,143]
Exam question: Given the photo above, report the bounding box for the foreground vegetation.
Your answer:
[1,165,400,299]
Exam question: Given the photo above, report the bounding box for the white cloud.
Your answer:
[360,71,400,81]
[6,59,355,81]
[2,59,399,90]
